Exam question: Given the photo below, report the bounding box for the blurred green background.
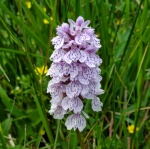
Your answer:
[0,0,150,149]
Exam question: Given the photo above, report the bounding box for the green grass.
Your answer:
[0,0,150,149]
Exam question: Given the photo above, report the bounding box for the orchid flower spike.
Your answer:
[47,16,104,131]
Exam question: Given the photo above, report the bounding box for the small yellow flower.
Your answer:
[25,1,32,9]
[97,33,100,37]
[50,17,53,21]
[127,124,139,134]
[116,19,121,26]
[116,19,124,26]
[43,19,49,24]
[43,17,53,24]
[43,7,47,12]
[40,130,45,135]
[35,66,48,76]
[31,39,35,45]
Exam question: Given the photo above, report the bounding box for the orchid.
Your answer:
[47,16,104,131]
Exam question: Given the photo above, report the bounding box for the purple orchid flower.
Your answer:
[47,16,104,131]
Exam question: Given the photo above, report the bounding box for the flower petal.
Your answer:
[50,49,66,63]
[78,71,89,85]
[89,81,103,95]
[82,91,95,100]
[62,97,83,113]
[70,63,78,80]
[47,83,64,101]
[64,47,87,64]
[66,81,82,98]
[79,50,87,63]
[92,97,103,111]
[65,113,86,132]
[75,33,90,45]
[51,36,64,50]
[76,16,84,26]
[49,105,66,119]
[47,63,63,78]
[62,62,70,75]
[82,20,90,28]
[90,36,102,48]
[85,53,102,67]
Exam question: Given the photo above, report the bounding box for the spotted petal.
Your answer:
[92,97,103,111]
[50,49,66,63]
[49,105,66,119]
[85,53,102,67]
[47,63,63,78]
[66,81,82,98]
[62,97,83,113]
[82,91,95,99]
[81,84,89,96]
[64,47,87,64]
[65,113,86,131]
[89,81,104,95]
[78,67,93,85]
[75,33,90,45]
[51,36,64,50]
[70,63,78,80]
[62,62,70,76]
[90,36,102,48]
[78,71,89,85]
[47,83,64,101]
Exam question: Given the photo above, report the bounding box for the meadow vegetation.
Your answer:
[0,0,150,148]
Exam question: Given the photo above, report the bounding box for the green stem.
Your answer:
[76,129,84,149]
[53,120,61,149]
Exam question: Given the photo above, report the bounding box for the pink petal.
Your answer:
[78,71,89,85]
[85,53,102,67]
[47,83,64,101]
[65,113,86,131]
[50,49,66,63]
[82,20,90,28]
[62,62,70,75]
[76,16,84,26]
[81,91,95,100]
[81,84,89,96]
[53,106,66,119]
[66,81,82,98]
[75,33,90,45]
[92,97,103,112]
[62,97,83,113]
[70,63,78,80]
[91,36,102,48]
[51,36,64,50]
[64,47,87,64]
[68,19,76,26]
[79,50,87,63]
[89,82,104,95]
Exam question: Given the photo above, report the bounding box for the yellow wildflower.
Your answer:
[43,17,53,24]
[50,17,53,21]
[127,124,139,134]
[43,7,47,12]
[25,1,32,9]
[35,66,48,76]
[97,33,100,37]
[116,19,121,25]
[40,129,45,135]
[43,19,49,24]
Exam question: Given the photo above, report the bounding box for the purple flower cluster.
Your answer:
[47,16,104,132]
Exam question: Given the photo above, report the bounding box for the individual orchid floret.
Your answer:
[65,113,86,132]
[47,16,104,132]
